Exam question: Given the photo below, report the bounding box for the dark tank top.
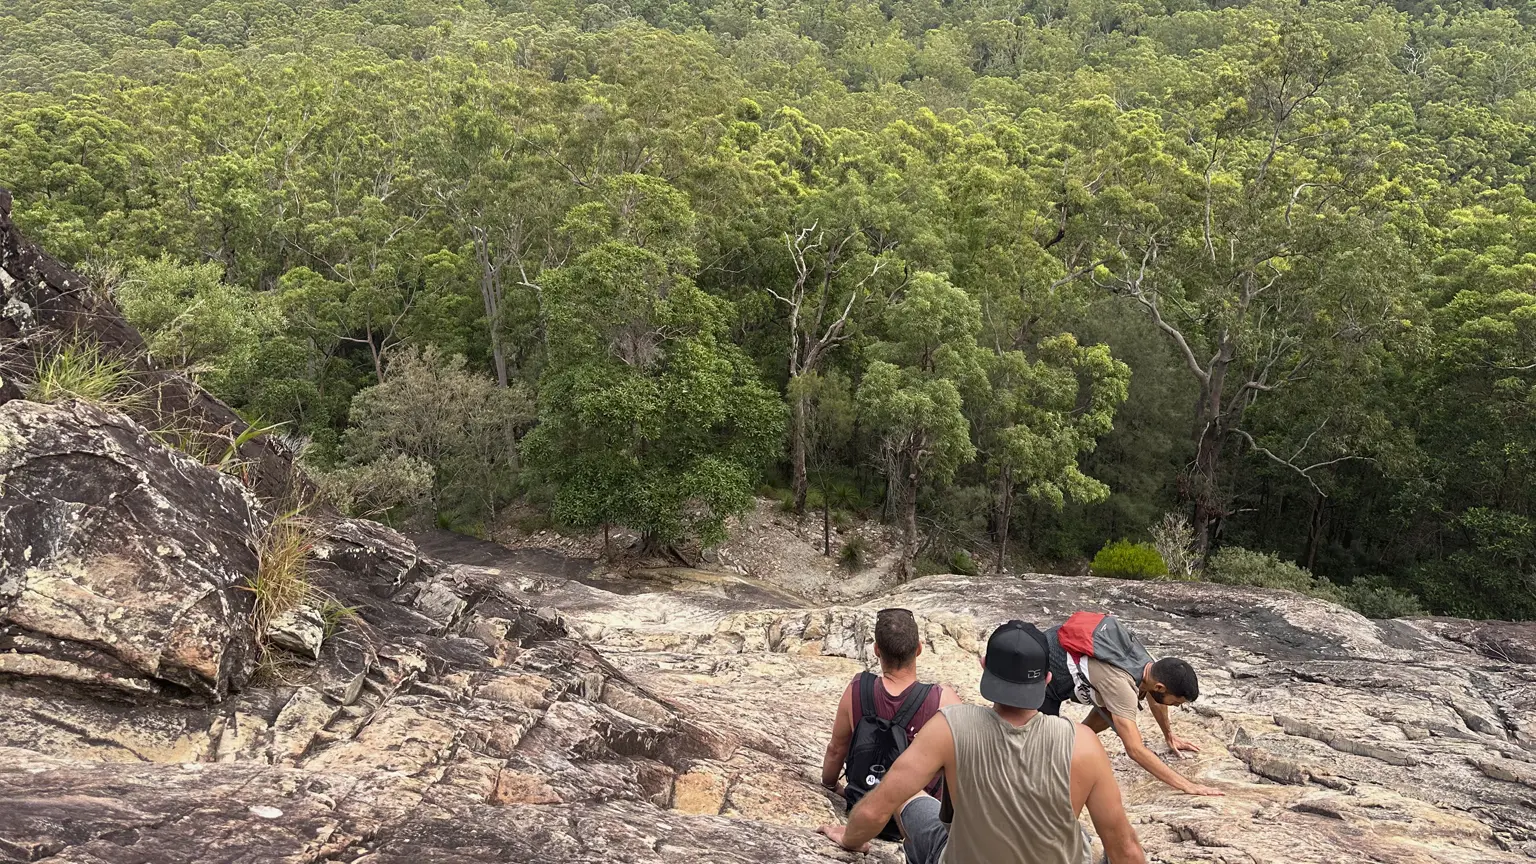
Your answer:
[850,674,945,796]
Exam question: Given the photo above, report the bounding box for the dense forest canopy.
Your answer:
[2,0,1533,616]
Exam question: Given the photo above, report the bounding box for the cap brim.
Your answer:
[979,669,1047,710]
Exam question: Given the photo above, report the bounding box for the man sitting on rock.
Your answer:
[1043,610,1223,797]
[821,607,961,837]
[819,620,1147,864]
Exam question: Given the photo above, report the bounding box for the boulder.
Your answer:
[0,400,263,698]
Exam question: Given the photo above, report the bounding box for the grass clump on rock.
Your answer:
[27,341,139,409]
[246,511,316,645]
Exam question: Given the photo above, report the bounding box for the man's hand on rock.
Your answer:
[1183,783,1225,797]
[818,824,870,853]
[1166,736,1201,757]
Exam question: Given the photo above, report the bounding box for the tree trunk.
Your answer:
[1189,350,1232,557]
[995,468,1013,575]
[899,456,921,581]
[823,489,831,556]
[790,389,809,513]
[474,230,511,388]
[1305,494,1325,571]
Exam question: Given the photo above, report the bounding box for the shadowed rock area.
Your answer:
[3,185,1536,863]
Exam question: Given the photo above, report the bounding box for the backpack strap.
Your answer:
[891,682,934,735]
[857,671,878,720]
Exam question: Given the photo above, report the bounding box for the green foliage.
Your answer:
[1091,541,1168,581]
[317,597,361,640]
[343,347,532,525]
[524,236,786,547]
[3,0,1534,616]
[1206,548,1325,595]
[1206,547,1347,606]
[949,549,979,577]
[116,257,283,395]
[315,453,435,521]
[1344,576,1426,620]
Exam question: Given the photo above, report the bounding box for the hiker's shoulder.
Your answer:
[939,702,987,722]
[933,682,962,706]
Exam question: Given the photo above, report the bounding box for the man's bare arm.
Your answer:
[821,683,855,788]
[938,684,962,708]
[1148,699,1200,755]
[831,714,953,850]
[1076,725,1147,864]
[1109,713,1223,796]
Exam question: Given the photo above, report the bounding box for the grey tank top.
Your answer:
[940,704,1090,864]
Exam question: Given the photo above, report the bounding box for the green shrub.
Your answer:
[1206,547,1315,592]
[950,549,980,577]
[1091,540,1168,580]
[839,534,870,569]
[1344,575,1426,619]
[1206,547,1347,604]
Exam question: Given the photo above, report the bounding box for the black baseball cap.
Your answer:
[979,620,1050,710]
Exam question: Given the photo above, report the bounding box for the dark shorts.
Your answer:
[1041,676,1115,728]
[899,795,948,864]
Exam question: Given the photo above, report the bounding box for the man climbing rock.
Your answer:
[1043,610,1223,797]
[821,607,961,840]
[819,620,1147,864]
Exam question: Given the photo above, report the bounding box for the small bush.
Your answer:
[28,342,138,409]
[915,555,948,578]
[1344,575,1426,619]
[840,534,870,569]
[1206,546,1346,604]
[1206,547,1316,593]
[831,509,854,531]
[245,514,315,644]
[1150,513,1199,581]
[1091,540,1168,580]
[315,453,434,520]
[950,549,980,577]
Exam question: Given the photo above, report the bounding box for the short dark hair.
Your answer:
[1151,657,1199,701]
[875,608,921,668]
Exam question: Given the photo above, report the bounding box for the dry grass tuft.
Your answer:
[246,512,315,644]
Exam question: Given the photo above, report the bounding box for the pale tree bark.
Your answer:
[885,438,929,582]
[995,466,1014,575]
[767,224,888,513]
[471,226,511,388]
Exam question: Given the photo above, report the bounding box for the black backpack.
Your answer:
[842,672,934,842]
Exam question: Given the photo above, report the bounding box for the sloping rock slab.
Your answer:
[0,400,262,698]
[0,747,863,864]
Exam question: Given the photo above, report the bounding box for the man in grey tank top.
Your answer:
[820,620,1148,864]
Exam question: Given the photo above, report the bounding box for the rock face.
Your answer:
[0,400,263,700]
[0,403,871,862]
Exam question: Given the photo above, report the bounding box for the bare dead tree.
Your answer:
[766,223,889,513]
